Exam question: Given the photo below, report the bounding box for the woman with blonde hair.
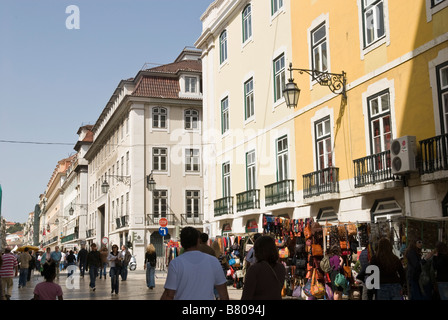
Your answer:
[144,244,157,289]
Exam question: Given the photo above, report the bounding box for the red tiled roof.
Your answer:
[146,59,202,74]
[132,76,180,99]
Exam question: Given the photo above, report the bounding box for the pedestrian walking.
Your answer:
[108,244,122,295]
[432,241,448,300]
[66,250,77,277]
[18,247,32,288]
[120,245,132,281]
[328,245,345,300]
[144,244,157,289]
[99,246,109,279]
[160,227,229,300]
[27,251,36,282]
[86,243,101,291]
[244,233,261,270]
[241,235,286,300]
[50,246,62,279]
[77,244,88,278]
[0,254,4,301]
[370,238,406,300]
[33,261,63,300]
[41,247,52,266]
[405,238,426,300]
[0,247,18,300]
[198,233,216,256]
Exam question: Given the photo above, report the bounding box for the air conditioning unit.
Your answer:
[390,135,417,175]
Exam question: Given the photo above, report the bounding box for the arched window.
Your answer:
[219,30,228,64]
[242,5,252,43]
[185,109,199,130]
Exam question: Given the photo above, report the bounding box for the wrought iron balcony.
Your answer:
[353,151,398,187]
[303,167,339,198]
[265,180,294,206]
[236,189,260,212]
[214,197,234,216]
[146,213,177,226]
[420,133,448,174]
[180,214,204,225]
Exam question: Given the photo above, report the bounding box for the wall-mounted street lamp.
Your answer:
[146,171,156,191]
[68,203,88,216]
[101,175,131,194]
[283,62,347,109]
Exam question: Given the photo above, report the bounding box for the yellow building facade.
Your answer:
[290,0,448,222]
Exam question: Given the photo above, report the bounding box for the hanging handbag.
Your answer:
[346,222,357,236]
[275,236,285,247]
[303,278,312,297]
[279,247,290,259]
[310,268,325,299]
[325,283,334,300]
[292,284,302,298]
[304,221,312,240]
[311,244,323,257]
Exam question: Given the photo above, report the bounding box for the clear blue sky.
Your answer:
[0,0,212,223]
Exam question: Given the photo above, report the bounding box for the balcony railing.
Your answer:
[303,167,339,198]
[214,197,234,216]
[61,233,75,244]
[420,133,448,174]
[180,214,204,225]
[353,150,397,187]
[146,213,177,226]
[265,180,294,206]
[236,189,260,212]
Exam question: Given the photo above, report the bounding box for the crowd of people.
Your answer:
[1,228,447,301]
[0,244,134,300]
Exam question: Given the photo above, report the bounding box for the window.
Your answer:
[242,5,252,43]
[185,148,200,172]
[244,78,254,120]
[246,150,256,190]
[362,0,385,47]
[276,136,288,181]
[315,117,332,169]
[185,76,197,93]
[222,162,231,197]
[368,90,392,155]
[311,23,328,73]
[186,190,200,218]
[432,0,446,7]
[153,148,167,171]
[437,62,448,134]
[126,192,129,215]
[153,190,167,218]
[126,152,129,175]
[185,109,199,130]
[221,97,229,134]
[273,54,286,103]
[271,0,284,16]
[152,107,167,129]
[220,30,228,64]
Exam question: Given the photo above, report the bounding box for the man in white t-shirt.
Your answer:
[161,227,229,300]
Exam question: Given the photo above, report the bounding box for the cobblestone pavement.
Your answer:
[7,268,244,301]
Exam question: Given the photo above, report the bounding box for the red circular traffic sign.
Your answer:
[159,218,168,227]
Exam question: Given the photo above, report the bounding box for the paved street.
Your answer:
[7,268,244,300]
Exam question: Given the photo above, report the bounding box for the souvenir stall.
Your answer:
[164,240,180,266]
[215,233,247,289]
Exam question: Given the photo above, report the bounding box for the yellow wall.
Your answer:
[290,0,448,188]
